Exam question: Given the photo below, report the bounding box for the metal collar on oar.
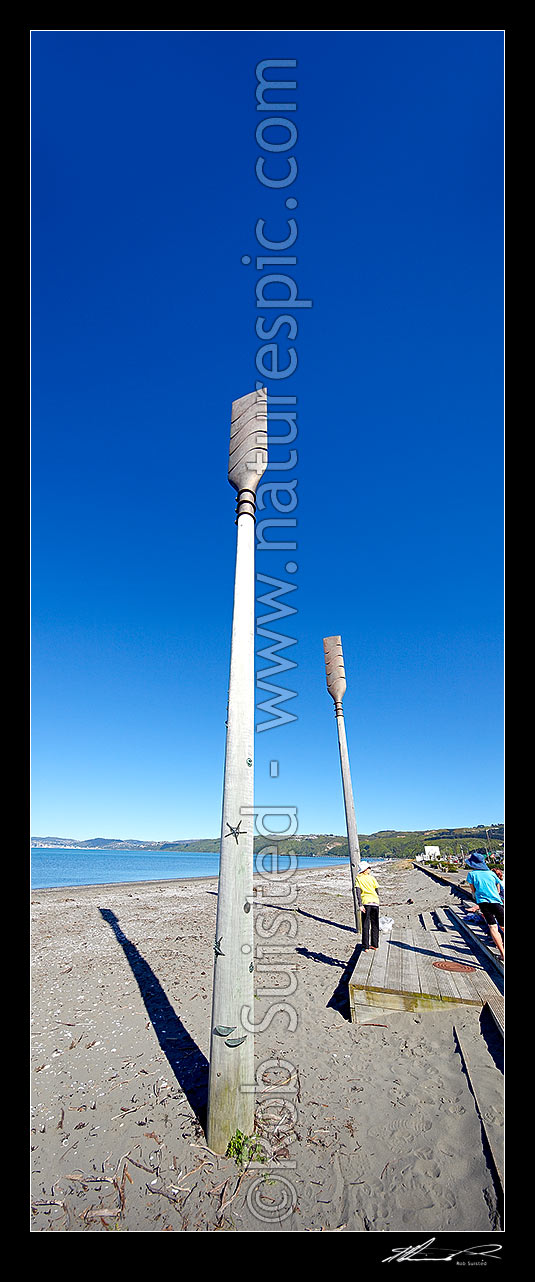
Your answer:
[235,489,258,521]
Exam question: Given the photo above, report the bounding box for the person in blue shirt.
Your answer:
[464,850,504,961]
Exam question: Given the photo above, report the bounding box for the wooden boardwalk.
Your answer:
[445,905,504,977]
[417,865,471,896]
[349,910,503,1029]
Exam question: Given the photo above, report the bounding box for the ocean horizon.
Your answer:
[29,846,376,890]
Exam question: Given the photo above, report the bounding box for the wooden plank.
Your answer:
[410,925,443,998]
[454,1027,504,1191]
[383,931,404,995]
[435,949,475,1003]
[440,962,475,1003]
[349,943,379,994]
[430,916,503,1008]
[447,907,504,976]
[396,927,412,995]
[462,964,503,1008]
[451,906,488,937]
[399,925,421,997]
[429,917,497,1004]
[350,1000,389,1026]
[485,994,504,1037]
[434,924,479,970]
[413,919,471,1003]
[432,914,480,966]
[362,950,379,985]
[435,907,456,930]
[366,931,390,991]
[419,911,436,932]
[423,923,468,1001]
[433,914,492,969]
[471,923,499,954]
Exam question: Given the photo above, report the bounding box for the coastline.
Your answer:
[31,859,366,896]
[33,873,222,894]
[31,861,503,1233]
[30,856,354,894]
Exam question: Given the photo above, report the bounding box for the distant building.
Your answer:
[423,845,441,862]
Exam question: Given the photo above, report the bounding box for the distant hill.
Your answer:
[31,825,504,860]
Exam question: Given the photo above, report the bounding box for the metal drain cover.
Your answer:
[433,960,476,972]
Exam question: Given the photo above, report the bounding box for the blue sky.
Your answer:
[31,31,504,840]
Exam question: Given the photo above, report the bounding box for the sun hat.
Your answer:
[465,851,488,870]
[359,860,371,871]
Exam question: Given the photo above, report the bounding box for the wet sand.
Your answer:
[30,861,503,1233]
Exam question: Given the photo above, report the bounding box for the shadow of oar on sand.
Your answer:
[99,908,208,1126]
[327,942,363,1021]
[296,906,356,933]
[296,942,364,1022]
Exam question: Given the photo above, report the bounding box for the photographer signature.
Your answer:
[383,1237,502,1263]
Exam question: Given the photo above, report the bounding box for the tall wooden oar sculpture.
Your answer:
[323,636,362,936]
[207,389,268,1154]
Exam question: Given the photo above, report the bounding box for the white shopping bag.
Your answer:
[379,915,394,933]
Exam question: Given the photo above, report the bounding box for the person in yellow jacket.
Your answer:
[355,860,381,950]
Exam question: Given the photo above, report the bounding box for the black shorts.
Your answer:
[478,901,504,928]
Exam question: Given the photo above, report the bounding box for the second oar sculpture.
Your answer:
[323,636,362,936]
[207,388,268,1155]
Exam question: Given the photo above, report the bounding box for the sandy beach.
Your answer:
[30,861,504,1233]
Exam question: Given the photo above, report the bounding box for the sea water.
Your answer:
[30,847,354,890]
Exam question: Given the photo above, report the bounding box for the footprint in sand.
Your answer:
[482,1105,503,1126]
[384,1162,457,1218]
[407,1091,440,1105]
[367,1117,433,1154]
[411,1157,441,1180]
